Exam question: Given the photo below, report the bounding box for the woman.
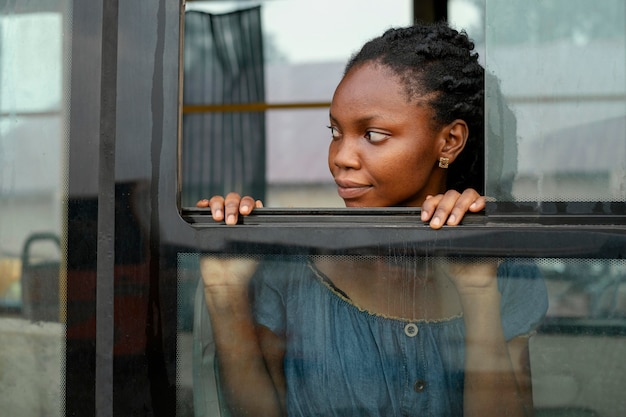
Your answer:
[198,22,547,417]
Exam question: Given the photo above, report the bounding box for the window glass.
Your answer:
[485,0,626,203]
[0,2,68,416]
[182,1,412,207]
[448,0,484,47]
[181,240,626,416]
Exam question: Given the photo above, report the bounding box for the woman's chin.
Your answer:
[343,200,365,208]
[343,200,385,208]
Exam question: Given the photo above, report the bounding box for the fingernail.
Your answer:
[421,211,428,221]
[431,217,441,227]
[242,204,250,213]
[448,214,456,224]
[214,209,222,218]
[227,214,235,224]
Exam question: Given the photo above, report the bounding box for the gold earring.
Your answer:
[438,157,449,169]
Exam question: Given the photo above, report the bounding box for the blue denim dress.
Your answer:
[251,257,548,417]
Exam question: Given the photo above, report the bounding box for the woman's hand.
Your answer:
[200,255,259,296]
[421,188,485,229]
[439,258,499,296]
[199,255,283,417]
[196,192,263,225]
[200,255,260,314]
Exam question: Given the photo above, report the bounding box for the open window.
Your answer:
[175,2,626,417]
[180,1,413,208]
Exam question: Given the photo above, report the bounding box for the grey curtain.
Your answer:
[182,7,266,207]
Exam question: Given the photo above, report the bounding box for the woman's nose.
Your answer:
[331,137,361,169]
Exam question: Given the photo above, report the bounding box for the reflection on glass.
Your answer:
[539,258,626,319]
[182,1,411,207]
[485,0,626,202]
[182,253,552,415]
[0,3,67,416]
[180,253,626,416]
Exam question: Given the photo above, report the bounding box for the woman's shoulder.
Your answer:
[251,255,314,292]
[497,258,547,300]
[497,258,549,339]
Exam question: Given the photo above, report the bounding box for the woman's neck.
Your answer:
[312,256,462,321]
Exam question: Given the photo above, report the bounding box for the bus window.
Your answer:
[485,0,626,205]
[0,3,68,416]
[178,1,626,417]
[180,1,412,208]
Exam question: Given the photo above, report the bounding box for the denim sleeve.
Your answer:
[249,257,292,338]
[497,259,549,340]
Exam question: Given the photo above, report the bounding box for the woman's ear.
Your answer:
[438,119,469,164]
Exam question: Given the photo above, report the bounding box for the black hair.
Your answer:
[345,21,485,194]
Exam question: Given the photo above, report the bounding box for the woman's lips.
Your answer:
[335,179,371,200]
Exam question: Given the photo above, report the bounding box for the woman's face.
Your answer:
[328,62,447,208]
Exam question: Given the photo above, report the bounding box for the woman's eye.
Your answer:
[365,131,389,143]
[327,126,340,139]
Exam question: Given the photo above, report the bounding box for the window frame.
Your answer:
[59,0,626,415]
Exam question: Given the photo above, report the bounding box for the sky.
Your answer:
[189,0,409,64]
[187,0,481,64]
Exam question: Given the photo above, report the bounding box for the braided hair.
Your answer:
[344,22,485,194]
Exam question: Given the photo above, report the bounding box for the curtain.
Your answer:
[182,6,266,207]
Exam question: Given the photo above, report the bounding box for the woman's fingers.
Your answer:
[196,198,210,208]
[427,191,459,229]
[442,189,485,226]
[196,193,263,225]
[421,194,443,226]
[200,255,260,292]
[421,189,485,229]
[207,194,227,222]
[222,192,245,225]
[238,195,259,215]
